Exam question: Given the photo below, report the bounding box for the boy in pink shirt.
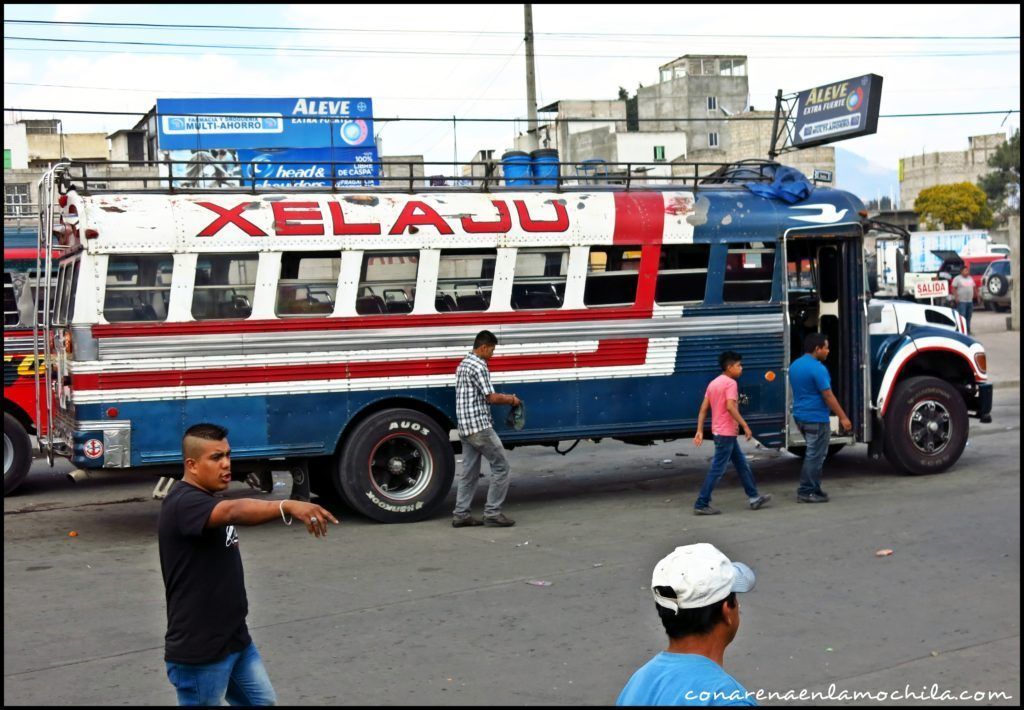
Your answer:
[693,351,772,515]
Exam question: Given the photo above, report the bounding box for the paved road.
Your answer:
[4,390,1019,705]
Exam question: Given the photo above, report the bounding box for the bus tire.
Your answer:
[786,444,845,461]
[883,376,968,475]
[335,408,454,523]
[4,412,32,496]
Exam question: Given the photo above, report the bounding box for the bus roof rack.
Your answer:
[52,158,789,195]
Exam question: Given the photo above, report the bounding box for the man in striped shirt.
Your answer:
[453,330,521,528]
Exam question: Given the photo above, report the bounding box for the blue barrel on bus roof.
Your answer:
[530,148,560,186]
[501,151,533,187]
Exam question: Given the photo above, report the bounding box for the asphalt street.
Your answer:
[3,389,1020,706]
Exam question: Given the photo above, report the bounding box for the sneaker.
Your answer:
[815,489,830,501]
[693,506,721,515]
[483,513,516,527]
[797,493,829,504]
[452,515,483,528]
[749,494,772,510]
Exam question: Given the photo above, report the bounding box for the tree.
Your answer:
[617,86,629,101]
[913,182,993,230]
[977,129,1020,223]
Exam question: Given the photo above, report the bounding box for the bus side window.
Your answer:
[723,242,776,303]
[358,251,418,315]
[105,255,173,323]
[192,254,258,321]
[584,246,640,307]
[3,271,19,326]
[655,244,710,304]
[512,248,568,310]
[437,249,496,312]
[276,251,340,317]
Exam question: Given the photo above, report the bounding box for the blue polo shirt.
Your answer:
[789,354,832,424]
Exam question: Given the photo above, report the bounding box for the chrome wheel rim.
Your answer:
[907,399,952,456]
[3,432,12,476]
[368,434,432,501]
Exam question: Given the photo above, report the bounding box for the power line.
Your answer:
[7,80,1020,100]
[4,19,1019,41]
[6,106,1019,122]
[4,35,1018,60]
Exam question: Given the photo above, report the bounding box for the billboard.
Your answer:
[156,97,374,150]
[792,74,882,149]
[163,147,380,188]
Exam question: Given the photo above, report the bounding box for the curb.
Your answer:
[992,379,1020,391]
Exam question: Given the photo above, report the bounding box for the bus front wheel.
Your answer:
[335,408,455,523]
[883,376,968,475]
[4,413,32,496]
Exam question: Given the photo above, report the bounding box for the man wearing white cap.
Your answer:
[617,543,758,706]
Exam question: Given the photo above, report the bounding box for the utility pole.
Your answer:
[524,3,539,152]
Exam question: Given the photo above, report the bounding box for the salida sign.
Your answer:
[792,74,882,149]
[914,279,950,300]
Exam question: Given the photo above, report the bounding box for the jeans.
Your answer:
[694,436,760,509]
[796,420,831,496]
[454,427,511,517]
[956,301,973,334]
[166,642,276,706]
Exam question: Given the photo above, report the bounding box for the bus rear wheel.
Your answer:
[4,413,32,496]
[883,376,968,475]
[335,408,454,523]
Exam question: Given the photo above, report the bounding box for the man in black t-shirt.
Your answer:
[159,423,338,706]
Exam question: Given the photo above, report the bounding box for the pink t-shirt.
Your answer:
[706,374,740,436]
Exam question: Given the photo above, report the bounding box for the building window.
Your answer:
[4,183,31,216]
[357,251,419,314]
[276,252,340,317]
[707,96,718,112]
[724,242,776,303]
[656,245,711,304]
[192,254,257,320]
[105,254,173,322]
[585,246,641,307]
[436,249,496,312]
[653,145,666,162]
[708,132,720,149]
[512,248,568,310]
[719,59,747,77]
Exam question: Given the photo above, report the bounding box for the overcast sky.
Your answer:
[4,3,1020,179]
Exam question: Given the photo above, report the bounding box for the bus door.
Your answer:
[783,233,866,450]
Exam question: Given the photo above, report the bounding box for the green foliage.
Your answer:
[977,129,1020,223]
[914,182,994,230]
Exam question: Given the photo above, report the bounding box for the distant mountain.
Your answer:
[834,148,899,206]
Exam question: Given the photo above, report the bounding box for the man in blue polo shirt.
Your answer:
[789,333,852,503]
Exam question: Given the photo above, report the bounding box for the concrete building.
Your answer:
[507,54,833,186]
[4,119,157,217]
[899,133,1006,210]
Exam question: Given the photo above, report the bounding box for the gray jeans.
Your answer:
[454,427,511,517]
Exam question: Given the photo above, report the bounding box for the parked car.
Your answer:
[933,250,1006,304]
[980,259,1013,312]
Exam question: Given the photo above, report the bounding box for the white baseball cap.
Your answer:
[651,543,756,612]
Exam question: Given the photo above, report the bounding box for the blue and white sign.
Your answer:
[156,98,374,150]
[163,146,380,188]
[238,147,379,188]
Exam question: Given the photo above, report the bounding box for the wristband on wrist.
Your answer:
[279,499,293,525]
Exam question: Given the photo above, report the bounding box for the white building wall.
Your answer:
[4,122,29,169]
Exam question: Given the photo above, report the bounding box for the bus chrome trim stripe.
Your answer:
[94,313,784,361]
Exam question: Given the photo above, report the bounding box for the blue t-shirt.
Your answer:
[789,353,832,424]
[616,652,756,706]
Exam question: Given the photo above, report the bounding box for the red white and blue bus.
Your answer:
[32,162,992,519]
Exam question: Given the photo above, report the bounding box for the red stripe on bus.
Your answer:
[89,306,653,338]
[73,338,649,391]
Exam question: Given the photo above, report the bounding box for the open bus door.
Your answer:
[782,225,869,454]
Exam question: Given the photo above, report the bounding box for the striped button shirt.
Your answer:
[455,352,496,436]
